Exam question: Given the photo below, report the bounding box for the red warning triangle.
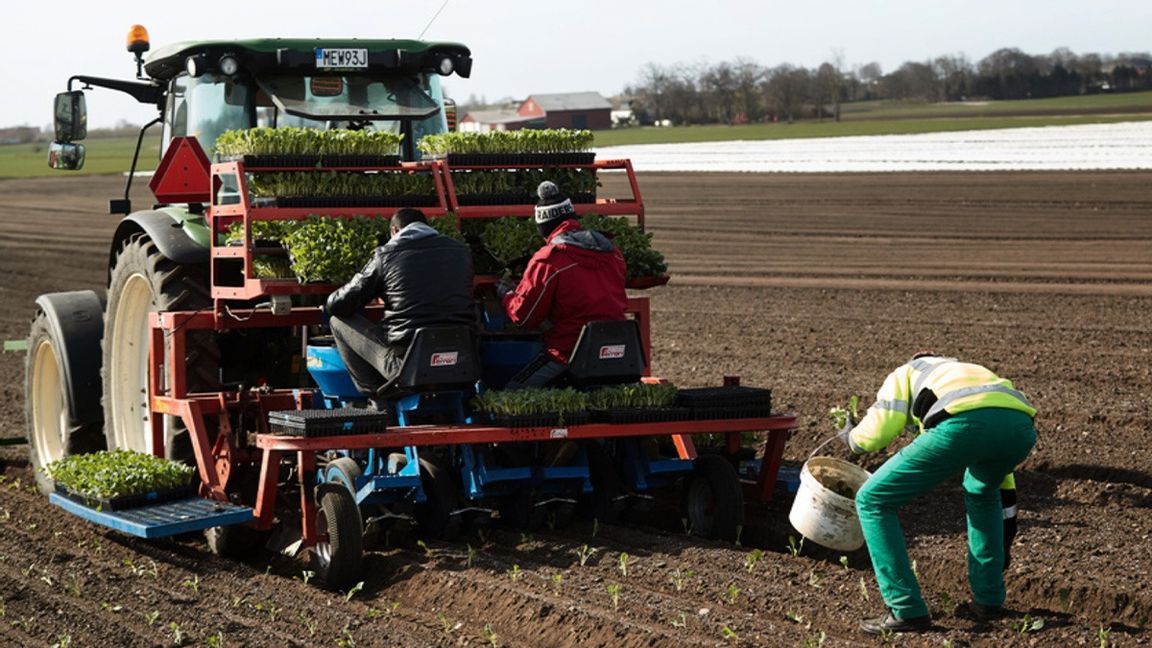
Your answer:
[149,136,211,204]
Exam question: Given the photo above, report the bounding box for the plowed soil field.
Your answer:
[0,171,1149,647]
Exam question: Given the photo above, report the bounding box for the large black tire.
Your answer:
[324,457,382,547]
[684,454,745,542]
[414,458,461,540]
[314,485,364,591]
[24,313,105,494]
[102,234,218,461]
[579,441,623,524]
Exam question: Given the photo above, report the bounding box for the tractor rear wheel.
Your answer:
[102,234,217,460]
[313,484,364,590]
[684,454,744,542]
[24,313,104,494]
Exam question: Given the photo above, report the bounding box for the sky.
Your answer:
[2,0,1150,129]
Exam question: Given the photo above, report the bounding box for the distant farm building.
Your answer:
[460,92,612,132]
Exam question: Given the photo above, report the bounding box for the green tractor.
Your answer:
[28,25,472,489]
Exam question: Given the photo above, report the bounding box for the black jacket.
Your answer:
[326,223,476,346]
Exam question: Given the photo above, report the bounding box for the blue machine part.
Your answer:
[49,494,253,539]
[615,438,695,492]
[459,444,591,501]
[479,338,542,390]
[306,344,364,399]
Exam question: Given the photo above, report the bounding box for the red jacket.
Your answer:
[501,220,628,363]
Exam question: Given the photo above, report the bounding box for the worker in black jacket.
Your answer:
[325,208,475,396]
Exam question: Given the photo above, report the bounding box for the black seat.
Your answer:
[379,325,480,396]
[566,320,647,387]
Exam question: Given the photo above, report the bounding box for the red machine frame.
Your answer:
[147,156,795,548]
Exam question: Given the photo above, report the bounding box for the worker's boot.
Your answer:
[859,610,932,635]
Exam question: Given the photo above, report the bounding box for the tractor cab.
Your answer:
[48,26,471,210]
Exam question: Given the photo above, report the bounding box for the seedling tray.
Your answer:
[589,407,691,424]
[268,408,389,437]
[485,411,591,428]
[676,386,772,418]
[54,483,196,512]
[445,152,596,166]
[456,192,596,206]
[224,154,402,168]
[260,195,439,208]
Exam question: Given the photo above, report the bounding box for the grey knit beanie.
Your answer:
[534,181,576,226]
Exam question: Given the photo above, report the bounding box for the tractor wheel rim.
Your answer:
[688,480,715,530]
[109,273,154,454]
[315,507,333,570]
[31,339,67,468]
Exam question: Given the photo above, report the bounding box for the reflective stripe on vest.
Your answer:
[924,384,1034,422]
[874,399,909,414]
[910,357,953,400]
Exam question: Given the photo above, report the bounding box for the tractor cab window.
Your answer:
[164,74,253,158]
[256,74,440,122]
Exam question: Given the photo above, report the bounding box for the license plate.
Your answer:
[315,48,368,69]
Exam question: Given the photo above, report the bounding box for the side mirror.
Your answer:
[53,91,87,142]
[48,141,86,170]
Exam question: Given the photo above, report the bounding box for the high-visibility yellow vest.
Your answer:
[850,356,1036,454]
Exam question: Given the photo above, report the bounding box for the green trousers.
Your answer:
[855,408,1036,619]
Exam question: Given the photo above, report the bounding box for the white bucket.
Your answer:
[787,456,873,551]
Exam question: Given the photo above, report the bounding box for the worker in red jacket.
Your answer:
[497,181,628,389]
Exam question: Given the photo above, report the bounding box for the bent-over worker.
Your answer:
[839,352,1037,634]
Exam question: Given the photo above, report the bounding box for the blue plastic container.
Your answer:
[306,345,364,398]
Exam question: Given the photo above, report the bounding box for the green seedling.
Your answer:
[298,612,318,637]
[839,555,849,570]
[51,635,71,648]
[721,583,741,605]
[911,559,919,581]
[99,602,123,613]
[721,625,738,640]
[787,535,804,557]
[1014,614,1044,634]
[859,576,871,601]
[670,612,687,628]
[551,573,563,593]
[466,544,478,568]
[344,581,365,602]
[180,574,200,596]
[1098,626,1112,647]
[337,624,357,648]
[438,612,462,634]
[230,595,247,608]
[808,569,823,589]
[507,564,521,582]
[670,568,694,592]
[168,621,183,645]
[365,608,381,620]
[64,574,82,597]
[206,632,224,648]
[828,395,861,428]
[744,549,764,573]
[416,539,435,559]
[300,570,315,585]
[607,583,621,611]
[143,611,160,626]
[254,601,281,622]
[802,631,827,648]
[575,544,598,567]
[482,623,499,647]
[786,611,806,624]
[618,552,631,577]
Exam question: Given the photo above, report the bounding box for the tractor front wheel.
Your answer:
[684,454,744,542]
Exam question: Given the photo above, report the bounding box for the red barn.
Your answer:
[517,92,612,130]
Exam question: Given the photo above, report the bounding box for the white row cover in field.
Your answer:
[596,121,1152,173]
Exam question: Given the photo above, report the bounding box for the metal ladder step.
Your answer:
[49,494,254,539]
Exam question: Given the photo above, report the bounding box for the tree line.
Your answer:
[624,47,1152,126]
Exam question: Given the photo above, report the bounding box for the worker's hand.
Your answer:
[495,277,516,300]
[836,414,859,453]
